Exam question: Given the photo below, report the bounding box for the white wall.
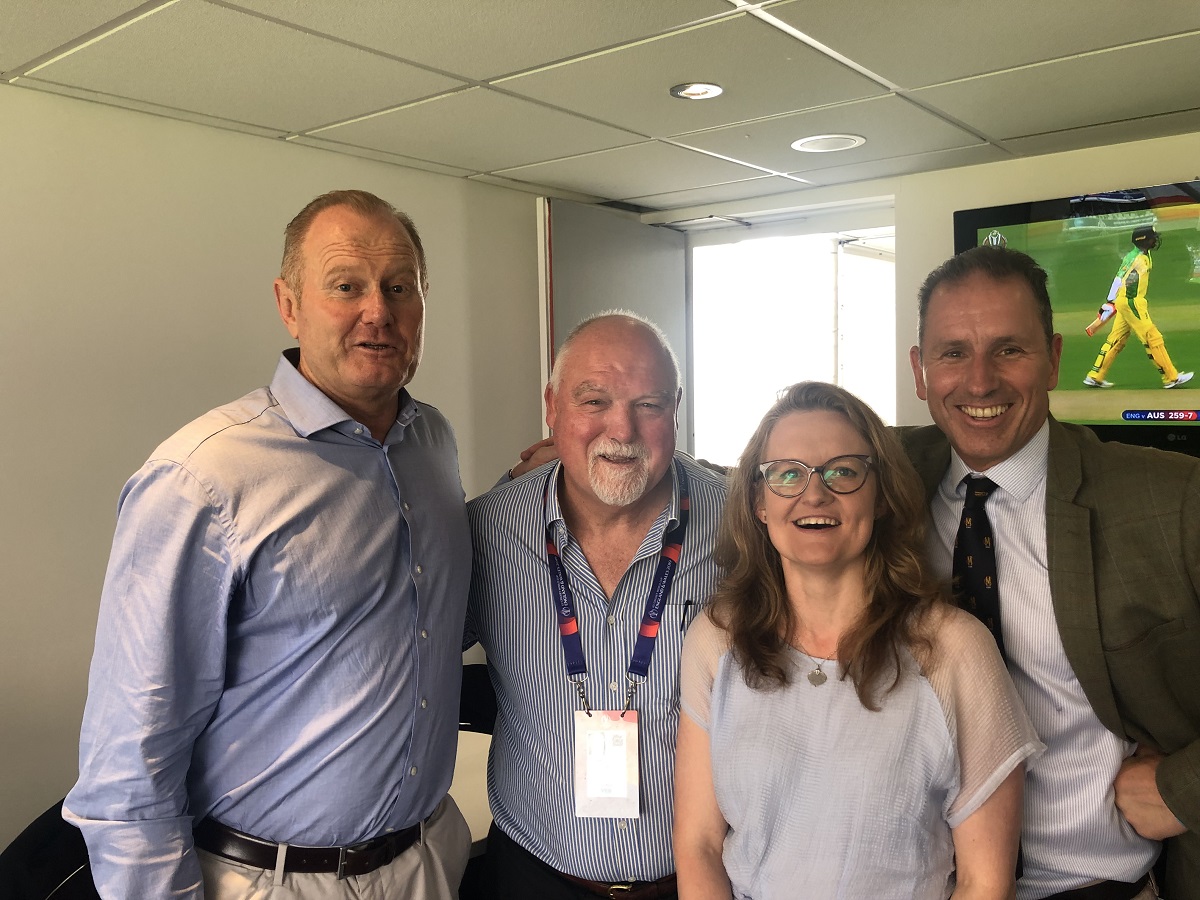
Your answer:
[893,132,1200,425]
[0,84,542,845]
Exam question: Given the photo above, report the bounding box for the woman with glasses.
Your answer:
[674,382,1041,899]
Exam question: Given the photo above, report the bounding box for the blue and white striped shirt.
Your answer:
[466,453,726,881]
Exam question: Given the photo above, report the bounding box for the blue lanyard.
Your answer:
[544,459,690,709]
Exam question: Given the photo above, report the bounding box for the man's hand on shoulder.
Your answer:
[509,437,559,479]
[1114,746,1187,840]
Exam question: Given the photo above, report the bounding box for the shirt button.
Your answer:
[403,502,411,511]
[415,564,423,575]
[617,821,628,830]
[410,766,418,776]
[421,698,428,709]
[607,615,615,625]
[609,681,619,692]
[353,427,363,435]
[421,630,428,639]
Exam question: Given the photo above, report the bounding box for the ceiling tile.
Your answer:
[287,137,476,177]
[912,34,1200,140]
[30,1,465,132]
[623,175,809,210]
[315,88,644,173]
[679,95,981,174]
[466,174,607,205]
[16,77,288,138]
[499,14,884,138]
[767,0,1200,87]
[1000,108,1200,159]
[221,0,734,80]
[493,141,766,201]
[797,144,1011,187]
[0,0,146,74]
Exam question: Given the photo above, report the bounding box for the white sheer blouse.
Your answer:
[680,605,1043,900]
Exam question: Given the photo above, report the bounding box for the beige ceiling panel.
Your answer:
[493,141,765,201]
[30,1,464,132]
[221,0,734,80]
[768,0,1200,88]
[16,77,289,138]
[1001,108,1200,159]
[288,137,476,177]
[317,88,643,173]
[679,95,980,174]
[797,144,1011,187]
[912,34,1200,140]
[466,174,608,205]
[0,0,147,74]
[499,14,883,138]
[623,176,807,210]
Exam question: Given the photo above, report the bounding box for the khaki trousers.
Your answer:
[198,795,470,900]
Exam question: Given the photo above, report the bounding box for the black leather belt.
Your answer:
[1041,873,1150,900]
[193,817,420,879]
[557,869,677,899]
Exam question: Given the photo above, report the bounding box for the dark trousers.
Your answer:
[470,823,679,900]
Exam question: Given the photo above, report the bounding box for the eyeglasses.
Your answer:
[757,455,874,498]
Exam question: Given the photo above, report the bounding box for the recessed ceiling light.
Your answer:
[790,134,866,153]
[669,82,723,100]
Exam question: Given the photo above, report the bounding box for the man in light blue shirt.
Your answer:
[64,190,472,899]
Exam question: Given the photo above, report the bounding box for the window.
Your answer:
[691,229,895,465]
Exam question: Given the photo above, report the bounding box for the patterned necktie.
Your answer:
[952,476,1007,660]
[952,475,1023,879]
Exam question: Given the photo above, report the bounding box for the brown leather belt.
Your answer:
[557,869,677,899]
[1041,873,1150,900]
[193,817,420,880]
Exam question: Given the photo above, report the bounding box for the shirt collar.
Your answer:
[270,348,419,440]
[544,454,683,535]
[943,419,1049,503]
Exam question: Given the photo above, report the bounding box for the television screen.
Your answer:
[954,181,1200,457]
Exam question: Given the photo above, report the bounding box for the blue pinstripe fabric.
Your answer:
[466,453,726,882]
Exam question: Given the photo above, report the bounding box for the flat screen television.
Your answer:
[954,180,1200,457]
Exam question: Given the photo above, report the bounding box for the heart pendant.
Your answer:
[807,668,827,687]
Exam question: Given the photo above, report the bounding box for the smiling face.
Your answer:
[757,409,880,576]
[274,204,425,429]
[911,272,1062,472]
[546,317,680,514]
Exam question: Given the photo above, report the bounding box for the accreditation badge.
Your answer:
[573,710,639,818]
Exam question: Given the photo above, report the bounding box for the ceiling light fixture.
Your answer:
[790,134,866,153]
[669,82,723,100]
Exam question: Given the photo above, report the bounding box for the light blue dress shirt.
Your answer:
[64,350,471,899]
[465,454,726,883]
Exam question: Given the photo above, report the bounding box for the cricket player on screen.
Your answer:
[1083,225,1193,389]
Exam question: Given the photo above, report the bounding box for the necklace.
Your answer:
[793,636,829,687]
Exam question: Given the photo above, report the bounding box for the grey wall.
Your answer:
[548,199,690,445]
[0,83,542,845]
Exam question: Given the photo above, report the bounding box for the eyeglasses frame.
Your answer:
[756,454,875,498]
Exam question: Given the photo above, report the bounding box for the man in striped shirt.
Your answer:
[465,312,726,899]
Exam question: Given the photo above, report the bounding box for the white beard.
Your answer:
[588,438,651,507]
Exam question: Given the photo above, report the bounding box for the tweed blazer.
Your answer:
[900,417,1200,897]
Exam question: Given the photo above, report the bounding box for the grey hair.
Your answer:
[549,310,681,395]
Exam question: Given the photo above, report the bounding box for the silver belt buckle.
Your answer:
[336,845,349,880]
